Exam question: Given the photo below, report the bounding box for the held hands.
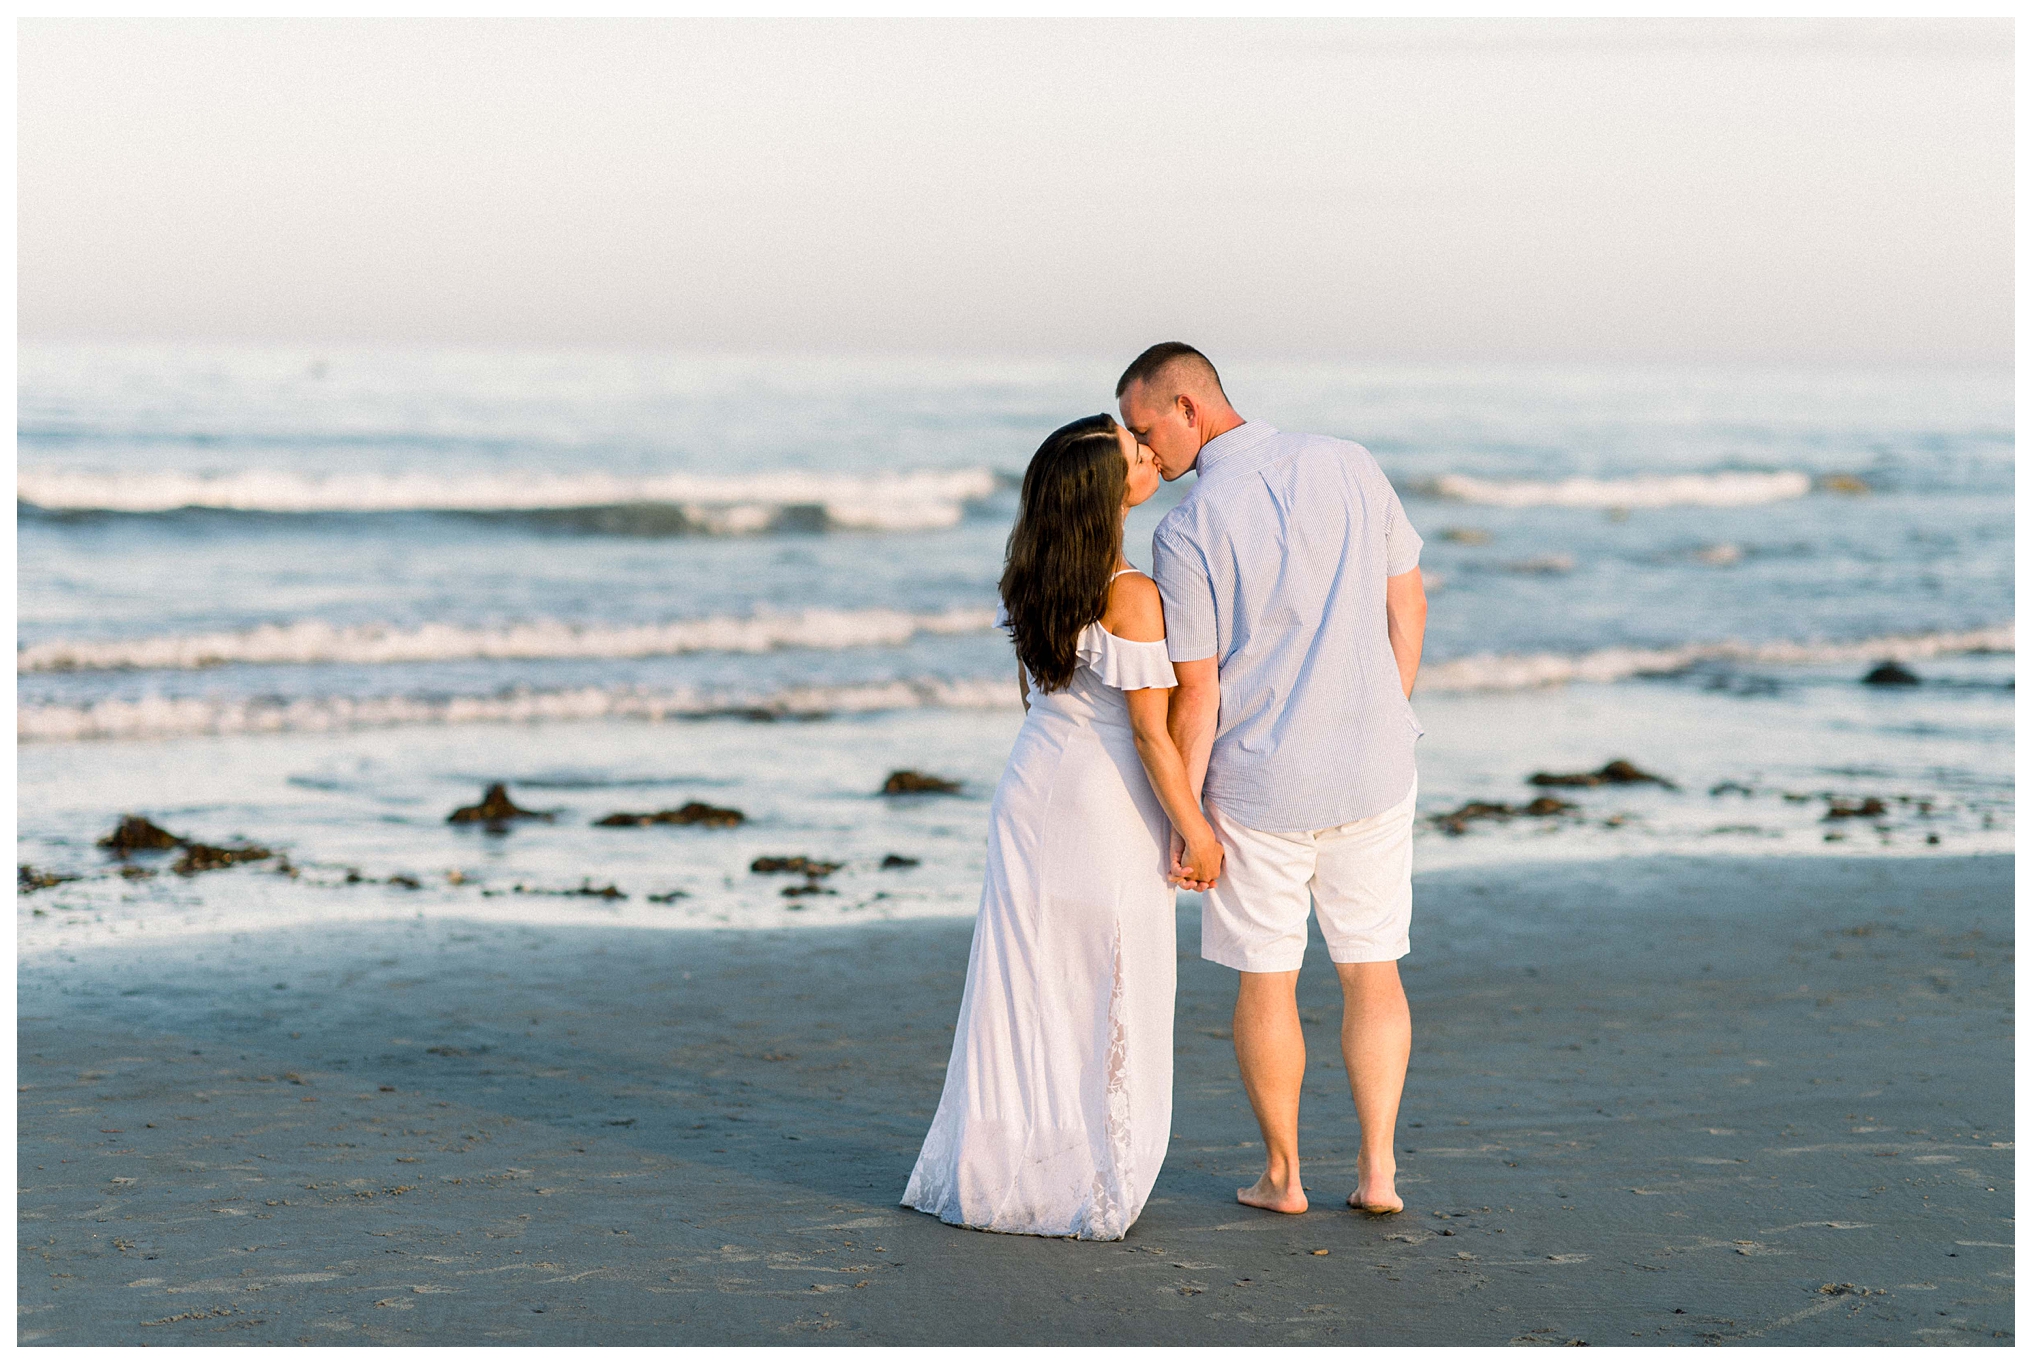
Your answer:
[1169,822,1225,892]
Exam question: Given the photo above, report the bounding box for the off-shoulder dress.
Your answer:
[902,574,1180,1240]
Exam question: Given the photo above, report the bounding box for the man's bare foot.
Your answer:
[1237,1171,1309,1215]
[1347,1168,1403,1215]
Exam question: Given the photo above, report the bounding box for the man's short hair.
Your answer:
[1115,342,1225,401]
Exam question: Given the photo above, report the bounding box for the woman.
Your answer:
[901,413,1224,1241]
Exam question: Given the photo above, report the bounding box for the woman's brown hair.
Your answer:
[999,414,1127,692]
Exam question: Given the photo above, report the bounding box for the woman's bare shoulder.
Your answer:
[1102,571,1165,643]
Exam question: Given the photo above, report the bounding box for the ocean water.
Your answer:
[17,343,2014,952]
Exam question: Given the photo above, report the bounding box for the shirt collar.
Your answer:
[1194,421,1277,478]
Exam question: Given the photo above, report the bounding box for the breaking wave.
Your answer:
[19,677,1022,742]
[1431,470,1812,509]
[20,607,998,673]
[1418,624,2013,691]
[18,625,2009,742]
[16,466,1002,534]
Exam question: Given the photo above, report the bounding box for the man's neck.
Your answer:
[1197,410,1247,453]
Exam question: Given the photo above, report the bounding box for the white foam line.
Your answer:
[1418,625,2013,692]
[17,624,2011,742]
[1434,470,1811,509]
[20,607,998,673]
[16,465,1000,526]
[18,677,1023,742]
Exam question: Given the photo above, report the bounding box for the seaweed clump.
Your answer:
[594,802,745,828]
[1527,760,1676,790]
[880,770,962,796]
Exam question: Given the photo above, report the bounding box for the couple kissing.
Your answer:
[903,343,1429,1240]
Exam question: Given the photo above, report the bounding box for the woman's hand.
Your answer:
[1174,821,1224,890]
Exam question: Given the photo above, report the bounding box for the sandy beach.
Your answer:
[18,852,2012,1345]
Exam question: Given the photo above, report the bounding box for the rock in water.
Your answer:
[1529,760,1676,790]
[97,815,184,853]
[172,843,273,875]
[1824,797,1888,821]
[880,854,921,869]
[592,801,744,828]
[667,801,744,827]
[1861,661,1921,687]
[1594,759,1673,787]
[1431,801,1515,836]
[751,856,843,877]
[1433,795,1579,835]
[880,770,962,795]
[447,784,554,825]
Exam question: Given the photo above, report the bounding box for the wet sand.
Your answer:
[18,853,2013,1345]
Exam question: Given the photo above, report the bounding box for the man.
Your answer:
[1119,342,1427,1216]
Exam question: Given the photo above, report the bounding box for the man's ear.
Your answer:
[1176,393,1198,430]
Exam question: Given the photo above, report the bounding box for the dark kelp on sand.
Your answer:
[594,802,745,828]
[1528,759,1677,790]
[95,814,271,876]
[750,856,843,877]
[1432,796,1577,836]
[880,770,962,795]
[18,865,80,893]
[171,843,274,876]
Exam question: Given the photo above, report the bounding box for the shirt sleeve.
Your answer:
[1382,477,1423,577]
[1151,526,1219,662]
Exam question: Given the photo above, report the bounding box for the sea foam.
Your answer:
[1417,624,2013,691]
[18,625,2010,742]
[19,607,998,673]
[1432,470,1812,509]
[16,466,1002,532]
[17,677,1022,742]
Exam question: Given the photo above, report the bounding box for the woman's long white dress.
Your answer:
[902,600,1179,1240]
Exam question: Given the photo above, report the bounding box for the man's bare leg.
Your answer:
[1233,968,1308,1213]
[1335,959,1411,1213]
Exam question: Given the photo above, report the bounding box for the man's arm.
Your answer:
[1166,656,1220,889]
[1385,567,1427,698]
[1168,656,1220,799]
[1151,524,1222,884]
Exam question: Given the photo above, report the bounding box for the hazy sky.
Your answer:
[18,18,2013,365]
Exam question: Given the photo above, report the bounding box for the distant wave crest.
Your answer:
[16,466,1002,533]
[1432,470,1812,509]
[19,624,2010,742]
[1419,624,2013,691]
[18,677,1022,743]
[19,607,998,673]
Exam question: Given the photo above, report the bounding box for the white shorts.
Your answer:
[1200,777,1417,974]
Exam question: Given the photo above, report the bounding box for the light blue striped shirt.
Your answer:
[1151,422,1423,833]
